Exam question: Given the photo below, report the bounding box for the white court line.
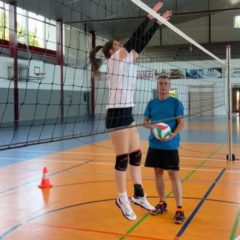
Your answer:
[1,161,240,185]
[6,151,229,161]
[181,167,240,174]
[0,156,239,173]
[0,155,233,163]
[32,159,240,174]
[39,153,234,162]
[1,154,239,174]
[234,235,240,240]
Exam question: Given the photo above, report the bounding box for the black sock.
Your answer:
[134,184,144,198]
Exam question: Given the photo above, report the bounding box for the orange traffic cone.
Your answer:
[38,167,53,189]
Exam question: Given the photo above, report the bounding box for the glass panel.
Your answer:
[46,23,56,50]
[28,12,44,47]
[17,7,28,44]
[0,8,4,39]
[0,3,9,40]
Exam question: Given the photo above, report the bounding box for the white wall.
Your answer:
[1,56,240,118]
[94,58,240,116]
[0,56,90,91]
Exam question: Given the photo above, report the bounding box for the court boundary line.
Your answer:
[175,168,226,239]
[0,160,91,194]
[37,223,167,240]
[1,196,239,238]
[0,142,239,239]
[230,209,240,240]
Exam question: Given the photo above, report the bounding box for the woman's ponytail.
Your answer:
[89,46,103,74]
[89,40,115,74]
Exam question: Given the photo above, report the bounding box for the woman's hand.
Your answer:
[132,50,139,61]
[157,10,173,25]
[119,47,128,61]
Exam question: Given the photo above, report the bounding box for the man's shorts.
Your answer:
[145,147,180,170]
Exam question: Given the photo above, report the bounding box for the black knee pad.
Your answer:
[129,149,142,166]
[115,154,129,171]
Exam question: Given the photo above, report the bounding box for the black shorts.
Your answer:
[145,147,180,170]
[105,107,134,129]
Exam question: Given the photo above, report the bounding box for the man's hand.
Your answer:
[157,132,176,142]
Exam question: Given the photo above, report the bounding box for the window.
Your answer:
[45,19,56,51]
[0,1,57,51]
[170,89,178,98]
[17,7,28,44]
[0,2,9,40]
[28,12,44,47]
[234,16,240,28]
[0,8,4,39]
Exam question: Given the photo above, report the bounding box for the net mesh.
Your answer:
[0,0,226,150]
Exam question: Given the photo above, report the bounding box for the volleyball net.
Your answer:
[0,0,226,150]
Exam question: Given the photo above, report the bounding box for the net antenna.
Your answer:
[131,0,225,67]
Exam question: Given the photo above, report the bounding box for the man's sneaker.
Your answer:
[173,209,185,224]
[115,198,137,221]
[131,196,155,211]
[151,201,167,215]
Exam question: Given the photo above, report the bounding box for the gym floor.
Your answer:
[0,116,240,240]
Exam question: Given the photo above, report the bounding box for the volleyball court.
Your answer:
[0,0,239,239]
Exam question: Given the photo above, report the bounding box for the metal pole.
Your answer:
[90,31,96,118]
[9,2,19,127]
[56,20,64,122]
[226,45,234,161]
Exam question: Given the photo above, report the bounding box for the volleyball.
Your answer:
[153,123,171,140]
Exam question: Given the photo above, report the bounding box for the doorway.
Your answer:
[232,87,240,113]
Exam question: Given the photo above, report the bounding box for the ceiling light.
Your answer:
[234,16,240,28]
[230,0,240,4]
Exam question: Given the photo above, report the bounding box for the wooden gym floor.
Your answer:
[0,117,240,240]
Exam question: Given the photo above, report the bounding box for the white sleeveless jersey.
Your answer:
[106,49,136,109]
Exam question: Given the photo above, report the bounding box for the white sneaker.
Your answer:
[115,197,137,221]
[131,196,155,211]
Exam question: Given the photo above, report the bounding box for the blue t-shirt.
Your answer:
[144,96,184,150]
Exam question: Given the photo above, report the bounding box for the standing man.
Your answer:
[143,75,185,224]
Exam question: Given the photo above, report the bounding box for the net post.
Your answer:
[56,19,64,122]
[90,30,96,118]
[9,2,19,127]
[226,45,235,161]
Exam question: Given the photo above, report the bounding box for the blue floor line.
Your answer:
[176,168,226,238]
